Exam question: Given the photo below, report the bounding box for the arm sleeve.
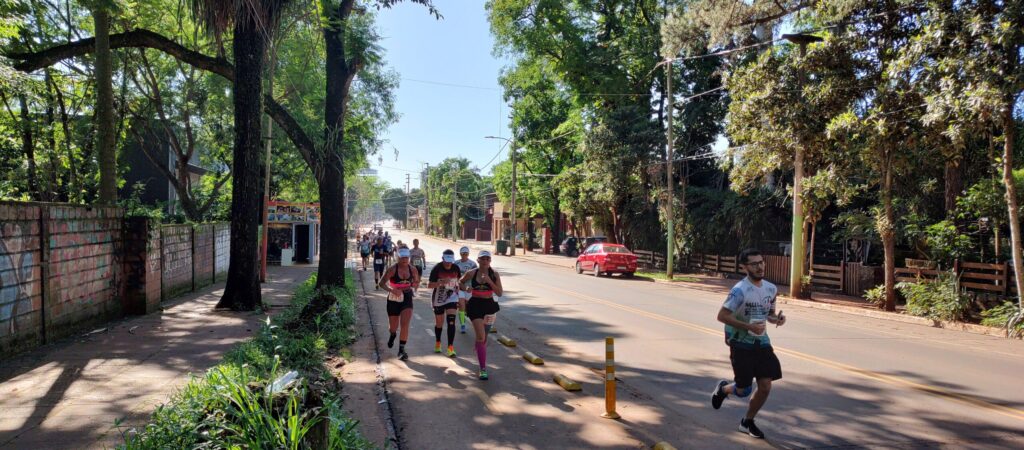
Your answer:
[723,287,744,312]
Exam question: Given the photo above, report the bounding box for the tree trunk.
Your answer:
[93,5,117,204]
[216,16,266,311]
[314,2,354,292]
[44,71,60,201]
[882,163,897,312]
[809,220,817,278]
[18,94,40,200]
[52,75,78,202]
[1001,101,1024,309]
[944,156,963,216]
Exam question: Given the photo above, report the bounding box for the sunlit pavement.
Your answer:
[346,229,1024,449]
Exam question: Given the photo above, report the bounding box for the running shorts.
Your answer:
[360,251,370,258]
[433,303,459,315]
[373,258,385,273]
[386,290,414,316]
[729,345,782,389]
[466,297,500,320]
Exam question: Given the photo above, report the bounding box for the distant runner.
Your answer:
[454,246,478,334]
[359,235,371,272]
[427,249,461,357]
[379,247,420,361]
[371,237,388,289]
[410,239,426,276]
[459,250,502,380]
[710,248,786,439]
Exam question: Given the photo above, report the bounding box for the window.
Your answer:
[604,246,630,254]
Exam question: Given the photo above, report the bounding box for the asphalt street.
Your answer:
[358,229,1024,449]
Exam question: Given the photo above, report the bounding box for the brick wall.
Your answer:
[161,225,193,300]
[44,205,124,343]
[0,203,43,355]
[193,224,215,289]
[214,224,229,282]
[1,201,232,358]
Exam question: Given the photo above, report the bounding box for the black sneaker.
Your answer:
[398,350,409,361]
[387,333,397,348]
[739,418,765,439]
[711,380,729,409]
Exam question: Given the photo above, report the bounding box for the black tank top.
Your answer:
[470,267,496,297]
[389,265,414,289]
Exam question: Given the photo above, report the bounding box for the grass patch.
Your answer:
[119,271,374,449]
[637,270,700,283]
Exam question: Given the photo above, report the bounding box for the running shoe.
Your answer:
[739,418,765,439]
[387,334,397,348]
[478,369,488,380]
[398,350,409,361]
[447,346,456,357]
[460,324,467,334]
[434,342,442,353]
[711,380,729,410]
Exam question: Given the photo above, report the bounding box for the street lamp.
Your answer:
[781,32,823,299]
[485,136,517,256]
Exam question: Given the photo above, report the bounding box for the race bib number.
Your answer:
[374,258,383,265]
[388,290,404,302]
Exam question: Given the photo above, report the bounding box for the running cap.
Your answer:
[459,246,471,254]
[478,250,492,258]
[442,254,456,263]
[398,248,411,258]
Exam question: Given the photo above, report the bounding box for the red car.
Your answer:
[575,243,637,277]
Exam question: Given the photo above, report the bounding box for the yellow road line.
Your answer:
[519,278,1024,423]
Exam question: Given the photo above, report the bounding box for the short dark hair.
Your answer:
[738,248,762,264]
[442,249,455,255]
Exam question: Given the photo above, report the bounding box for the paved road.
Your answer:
[367,230,1024,449]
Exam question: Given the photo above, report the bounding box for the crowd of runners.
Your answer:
[356,230,503,381]
[354,229,786,439]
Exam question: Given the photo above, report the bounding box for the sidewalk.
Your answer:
[0,265,316,449]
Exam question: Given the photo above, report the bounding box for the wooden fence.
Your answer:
[896,260,1017,296]
[683,252,876,297]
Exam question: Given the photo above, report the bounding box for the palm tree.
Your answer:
[191,0,289,310]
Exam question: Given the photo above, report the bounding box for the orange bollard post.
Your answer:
[601,336,620,419]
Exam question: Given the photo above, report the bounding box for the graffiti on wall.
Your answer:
[0,222,37,337]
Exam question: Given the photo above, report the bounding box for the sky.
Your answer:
[371,1,512,190]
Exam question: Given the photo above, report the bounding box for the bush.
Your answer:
[120,271,372,449]
[981,301,1024,338]
[896,271,970,321]
[864,284,886,305]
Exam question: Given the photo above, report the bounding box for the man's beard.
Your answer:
[748,273,763,282]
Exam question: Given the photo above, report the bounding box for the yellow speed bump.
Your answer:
[497,335,517,347]
[652,442,677,450]
[553,374,582,391]
[522,351,544,365]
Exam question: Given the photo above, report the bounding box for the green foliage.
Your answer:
[119,271,370,449]
[981,302,1024,338]
[683,185,789,254]
[864,284,886,306]
[120,182,165,220]
[922,220,973,265]
[896,272,970,321]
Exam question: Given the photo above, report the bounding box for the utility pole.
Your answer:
[423,164,430,234]
[405,173,410,229]
[510,143,518,256]
[452,167,458,242]
[665,58,674,278]
[259,45,278,283]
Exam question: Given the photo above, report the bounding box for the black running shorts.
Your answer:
[466,297,500,320]
[386,290,413,316]
[433,303,458,315]
[729,345,782,389]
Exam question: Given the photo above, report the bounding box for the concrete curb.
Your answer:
[646,278,1009,338]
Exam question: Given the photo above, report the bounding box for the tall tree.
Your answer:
[92,0,117,203]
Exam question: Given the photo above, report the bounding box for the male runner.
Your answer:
[427,249,461,357]
[710,248,787,439]
[454,246,478,333]
[371,237,388,290]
